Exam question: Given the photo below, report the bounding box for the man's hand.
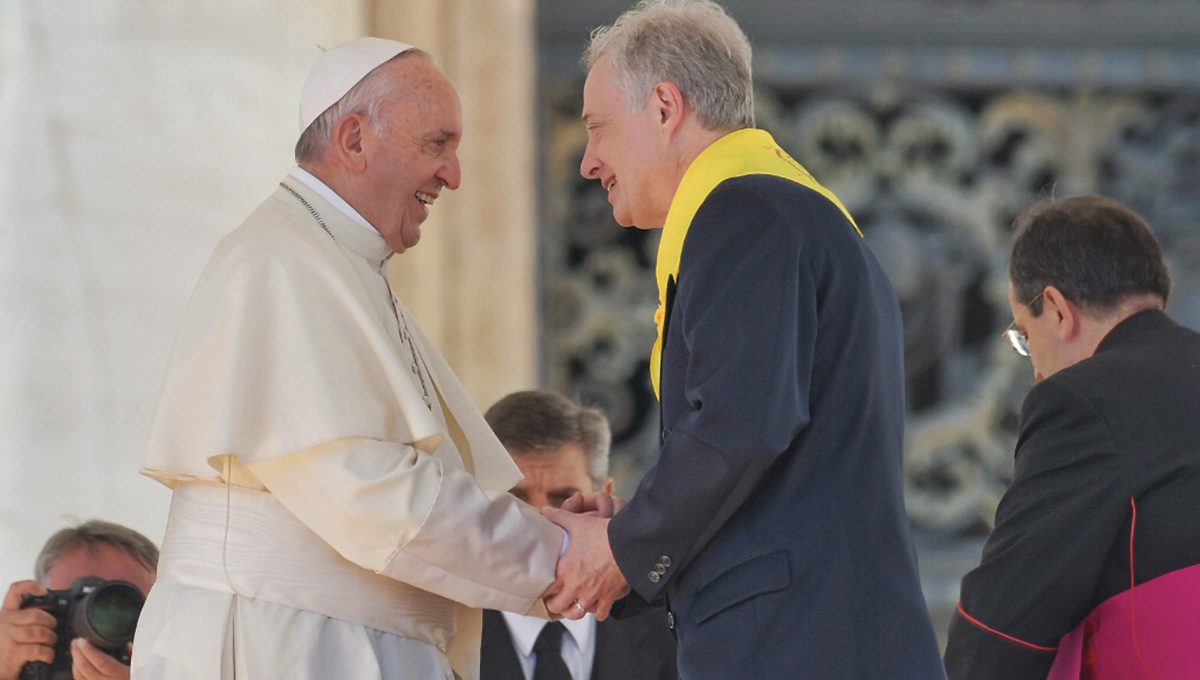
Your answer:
[71,638,131,680]
[561,492,625,517]
[541,508,629,621]
[0,580,56,680]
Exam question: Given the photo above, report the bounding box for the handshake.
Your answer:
[540,492,632,622]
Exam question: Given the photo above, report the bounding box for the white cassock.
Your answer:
[131,169,561,680]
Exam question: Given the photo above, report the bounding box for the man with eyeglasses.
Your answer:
[945,195,1200,679]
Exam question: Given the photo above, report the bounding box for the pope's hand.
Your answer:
[541,507,629,621]
[0,580,56,680]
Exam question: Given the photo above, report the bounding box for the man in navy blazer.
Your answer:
[481,391,677,680]
[541,2,944,678]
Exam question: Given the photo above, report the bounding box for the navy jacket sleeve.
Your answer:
[609,181,816,601]
[944,377,1129,679]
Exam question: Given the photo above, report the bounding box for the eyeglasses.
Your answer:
[1002,292,1044,358]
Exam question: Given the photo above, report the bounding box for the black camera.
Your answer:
[19,577,145,680]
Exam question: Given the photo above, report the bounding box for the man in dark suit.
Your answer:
[539,2,945,678]
[481,391,678,680]
[945,196,1200,679]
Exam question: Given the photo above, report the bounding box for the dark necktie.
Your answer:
[532,621,572,680]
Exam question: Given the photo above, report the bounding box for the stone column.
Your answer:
[371,0,539,410]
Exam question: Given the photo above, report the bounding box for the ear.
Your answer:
[650,80,686,136]
[602,478,615,495]
[329,113,369,173]
[1041,285,1081,341]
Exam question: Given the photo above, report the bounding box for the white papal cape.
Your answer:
[132,175,560,680]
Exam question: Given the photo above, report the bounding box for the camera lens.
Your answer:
[78,582,144,647]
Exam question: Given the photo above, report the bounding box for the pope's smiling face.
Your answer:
[358,55,463,253]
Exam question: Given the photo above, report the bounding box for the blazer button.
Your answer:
[659,555,672,567]
[654,564,666,575]
[666,611,675,630]
[648,571,661,583]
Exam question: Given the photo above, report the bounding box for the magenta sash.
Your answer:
[1047,562,1200,679]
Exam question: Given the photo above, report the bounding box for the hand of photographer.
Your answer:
[71,638,131,680]
[0,580,57,680]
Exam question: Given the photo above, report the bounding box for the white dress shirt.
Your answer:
[500,612,597,680]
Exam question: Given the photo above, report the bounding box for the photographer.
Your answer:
[0,520,157,680]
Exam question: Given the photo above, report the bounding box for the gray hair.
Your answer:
[584,0,754,131]
[35,519,159,584]
[294,50,424,164]
[484,390,612,488]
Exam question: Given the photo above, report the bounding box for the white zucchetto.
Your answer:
[299,37,415,133]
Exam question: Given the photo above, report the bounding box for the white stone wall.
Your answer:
[0,0,367,582]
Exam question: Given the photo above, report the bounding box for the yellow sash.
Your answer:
[650,128,860,398]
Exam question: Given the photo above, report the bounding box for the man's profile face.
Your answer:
[579,55,673,229]
[509,441,613,510]
[359,55,463,254]
[1008,283,1072,382]
[44,543,155,596]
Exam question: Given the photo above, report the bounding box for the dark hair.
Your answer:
[1009,195,1170,316]
[35,519,159,584]
[484,390,611,487]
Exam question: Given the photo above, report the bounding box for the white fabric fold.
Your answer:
[249,437,562,614]
[142,178,525,498]
[153,482,460,646]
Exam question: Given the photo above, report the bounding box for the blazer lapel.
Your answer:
[480,610,526,680]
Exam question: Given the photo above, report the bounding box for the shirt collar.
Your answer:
[289,166,380,238]
[500,611,595,658]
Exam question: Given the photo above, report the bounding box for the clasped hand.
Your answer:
[541,492,630,621]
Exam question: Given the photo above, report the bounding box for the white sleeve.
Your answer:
[247,437,562,615]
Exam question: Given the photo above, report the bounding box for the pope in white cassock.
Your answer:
[130,38,563,680]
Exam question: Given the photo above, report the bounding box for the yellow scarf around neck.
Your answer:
[649,128,860,398]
